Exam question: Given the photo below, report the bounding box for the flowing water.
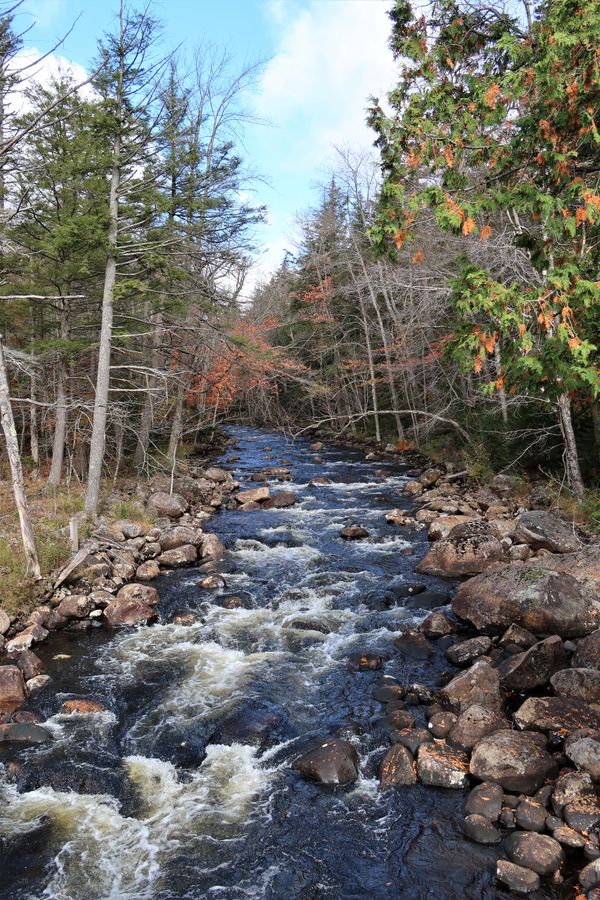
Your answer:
[0,427,558,899]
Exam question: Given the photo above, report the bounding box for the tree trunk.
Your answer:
[591,400,600,470]
[557,392,585,499]
[134,309,162,471]
[494,343,508,424]
[29,372,39,472]
[0,336,41,579]
[167,379,185,466]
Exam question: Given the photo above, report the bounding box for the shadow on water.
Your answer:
[0,427,565,898]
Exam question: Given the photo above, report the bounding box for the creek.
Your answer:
[0,426,556,899]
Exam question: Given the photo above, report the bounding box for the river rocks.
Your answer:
[103,589,159,627]
[428,515,476,541]
[0,609,10,634]
[565,737,600,780]
[116,583,160,606]
[147,491,188,519]
[200,533,226,560]
[394,630,433,659]
[209,705,281,749]
[157,544,197,567]
[294,738,359,786]
[404,480,424,496]
[416,742,469,788]
[462,814,501,844]
[420,611,456,638]
[498,635,567,690]
[386,509,413,526]
[136,560,160,581]
[552,825,587,848]
[452,565,600,638]
[5,625,48,653]
[64,551,113,584]
[55,594,95,620]
[263,491,296,509]
[60,699,105,714]
[428,711,457,738]
[469,730,556,793]
[0,665,26,713]
[552,770,596,815]
[236,486,270,504]
[391,728,432,754]
[465,782,504,821]
[551,668,600,703]
[340,525,369,540]
[0,723,51,744]
[505,832,564,876]
[496,860,540,894]
[573,630,600,669]
[579,858,600,892]
[403,589,450,611]
[448,705,507,751]
[513,696,600,734]
[416,521,506,577]
[513,510,581,554]
[204,466,229,482]
[499,624,537,651]
[439,660,502,714]
[159,525,202,551]
[445,636,492,667]
[515,797,547,832]
[12,650,45,681]
[379,745,417,787]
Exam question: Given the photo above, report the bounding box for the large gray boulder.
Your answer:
[498,635,567,690]
[452,564,600,638]
[469,730,556,793]
[416,521,506,577]
[513,510,581,553]
[439,660,503,714]
[147,491,188,519]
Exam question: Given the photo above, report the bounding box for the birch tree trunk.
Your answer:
[591,400,600,469]
[47,299,70,487]
[0,336,41,579]
[557,392,585,500]
[29,371,39,471]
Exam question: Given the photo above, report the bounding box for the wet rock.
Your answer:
[0,666,26,713]
[552,770,595,815]
[157,544,197,568]
[263,491,296,509]
[573,630,600,670]
[499,635,567,690]
[171,613,199,626]
[26,675,51,695]
[445,636,492,667]
[513,510,581,553]
[5,625,48,653]
[403,590,450,611]
[136,560,160,581]
[462,814,501,844]
[386,509,413,526]
[448,704,508,751]
[551,668,600,703]
[505,832,564,876]
[45,609,68,631]
[0,723,51,744]
[11,650,45,681]
[294,738,359,786]
[372,680,405,703]
[310,441,323,451]
[428,515,477,541]
[465,782,504,821]
[116,583,160,606]
[383,709,415,731]
[379,745,417,787]
[391,728,432,754]
[439,660,502,714]
[289,619,332,635]
[416,521,506,577]
[565,737,600,780]
[552,824,586,848]
[215,593,255,610]
[469,730,556,793]
[563,795,600,833]
[421,611,456,638]
[340,525,369,540]
[452,565,600,638]
[60,699,105,714]
[417,742,469,788]
[404,480,424,497]
[394,630,434,659]
[159,525,203,551]
[210,705,281,749]
[348,653,383,672]
[496,860,540,895]
[198,574,227,590]
[55,594,95,620]
[147,491,188,519]
[236,486,269,504]
[204,466,230,483]
[499,624,537,650]
[200,533,226,560]
[103,595,159,627]
[580,858,600,892]
[428,712,457,738]
[515,798,547,832]
[514,696,600,735]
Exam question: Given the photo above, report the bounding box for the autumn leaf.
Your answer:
[495,375,505,390]
[473,355,483,373]
[484,333,496,353]
[575,207,588,226]
[518,323,527,337]
[443,144,454,167]
[479,225,492,240]
[485,83,501,109]
[393,229,406,250]
[411,249,425,264]
[462,217,476,235]
[569,336,582,350]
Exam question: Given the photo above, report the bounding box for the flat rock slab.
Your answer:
[452,564,600,638]
[379,745,417,787]
[513,510,581,553]
[469,729,556,793]
[499,635,567,690]
[513,696,600,734]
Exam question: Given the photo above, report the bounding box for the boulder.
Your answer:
[565,737,600,781]
[416,521,506,577]
[136,560,160,581]
[55,594,95,620]
[64,551,113,585]
[140,542,162,560]
[462,814,501,844]
[514,696,600,734]
[515,797,547,832]
[513,510,581,554]
[532,544,600,592]
[386,509,413,526]
[157,544,197,567]
[452,565,600,638]
[147,491,188,519]
[448,705,507,751]
[416,742,469,788]
[118,521,144,539]
[379,745,417,787]
[580,859,600,893]
[563,795,600,833]
[0,608,10,634]
[552,825,586,848]
[499,624,537,650]
[103,594,159,627]
[0,723,51,744]
[573,629,600,669]
[116,583,160,606]
[26,675,51,694]
[394,630,433,659]
[469,730,556,793]
[294,738,359,785]
[340,525,369,540]
[495,860,540,895]
[420,611,456,638]
[428,515,477,541]
[428,712,457,738]
[201,533,226,560]
[551,668,600,703]
[438,660,502,714]
[204,466,229,483]
[391,728,432,755]
[498,635,567,690]
[0,665,27,713]
[552,771,596,816]
[236,486,269,504]
[263,491,296,509]
[465,782,504,821]
[159,525,203,551]
[445,636,492,667]
[505,832,564,876]
[12,650,45,681]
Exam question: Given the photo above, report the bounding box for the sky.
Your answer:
[14,0,399,296]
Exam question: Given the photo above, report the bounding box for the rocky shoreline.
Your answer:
[1,434,600,896]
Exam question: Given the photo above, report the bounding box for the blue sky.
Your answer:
[16,0,398,294]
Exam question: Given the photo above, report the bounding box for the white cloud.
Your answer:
[7,47,93,116]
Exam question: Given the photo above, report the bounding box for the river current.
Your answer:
[0,427,554,899]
